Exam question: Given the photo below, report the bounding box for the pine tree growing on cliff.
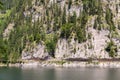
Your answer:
[62,6,66,25]
[0,1,3,9]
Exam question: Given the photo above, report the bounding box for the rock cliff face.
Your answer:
[22,0,120,60]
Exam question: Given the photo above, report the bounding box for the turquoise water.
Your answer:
[0,67,120,80]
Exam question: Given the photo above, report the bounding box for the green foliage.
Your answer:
[82,0,102,15]
[118,22,120,30]
[60,23,73,39]
[75,11,88,43]
[62,6,66,24]
[7,21,45,58]
[45,34,58,57]
[93,15,102,30]
[68,12,77,24]
[9,52,20,62]
[68,0,72,9]
[82,0,103,30]
[105,8,116,31]
[105,40,117,57]
[0,39,9,60]
[0,10,11,35]
[0,0,39,61]
[76,27,87,43]
[0,1,3,9]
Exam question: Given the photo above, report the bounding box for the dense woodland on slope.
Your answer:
[0,0,120,61]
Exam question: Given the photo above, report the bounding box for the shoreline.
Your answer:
[1,60,120,68]
[1,58,120,68]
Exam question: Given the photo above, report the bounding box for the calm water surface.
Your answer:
[0,67,120,80]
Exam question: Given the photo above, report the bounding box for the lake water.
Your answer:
[0,67,120,80]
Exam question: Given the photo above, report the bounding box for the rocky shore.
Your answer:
[22,62,120,68]
[4,59,120,68]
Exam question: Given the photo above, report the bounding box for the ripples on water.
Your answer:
[0,67,120,80]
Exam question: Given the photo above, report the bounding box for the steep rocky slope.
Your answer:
[22,0,120,60]
[0,0,120,61]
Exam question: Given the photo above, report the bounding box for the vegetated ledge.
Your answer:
[1,58,120,68]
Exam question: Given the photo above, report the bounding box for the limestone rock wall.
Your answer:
[22,0,120,59]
